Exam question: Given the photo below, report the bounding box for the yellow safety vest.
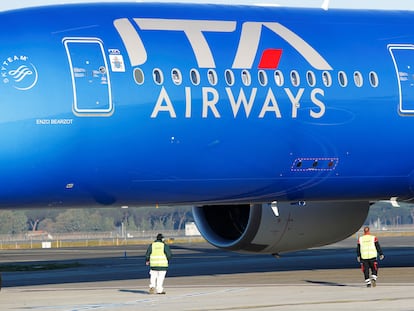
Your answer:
[359,234,377,259]
[150,241,168,268]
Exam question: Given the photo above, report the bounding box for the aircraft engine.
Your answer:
[192,201,369,254]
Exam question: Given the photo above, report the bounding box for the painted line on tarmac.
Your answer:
[20,287,249,311]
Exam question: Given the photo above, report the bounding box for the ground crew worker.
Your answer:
[357,226,384,287]
[145,233,172,294]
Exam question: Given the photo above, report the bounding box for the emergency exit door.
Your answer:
[64,38,113,116]
[389,45,414,115]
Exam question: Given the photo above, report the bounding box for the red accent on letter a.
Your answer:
[258,49,283,69]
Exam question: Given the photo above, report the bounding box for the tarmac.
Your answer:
[1,236,413,311]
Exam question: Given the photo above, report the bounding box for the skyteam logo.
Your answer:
[1,55,38,91]
[114,18,332,119]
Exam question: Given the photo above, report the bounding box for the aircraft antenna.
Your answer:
[321,0,330,11]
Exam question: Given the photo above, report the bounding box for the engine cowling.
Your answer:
[192,201,369,254]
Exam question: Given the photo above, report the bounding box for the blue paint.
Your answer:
[0,3,412,208]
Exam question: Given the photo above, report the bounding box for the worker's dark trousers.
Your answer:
[361,258,378,280]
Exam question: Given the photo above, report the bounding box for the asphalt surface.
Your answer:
[0,236,413,310]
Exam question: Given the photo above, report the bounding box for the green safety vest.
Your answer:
[359,234,377,259]
[150,241,169,268]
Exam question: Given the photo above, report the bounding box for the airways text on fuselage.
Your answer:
[113,18,332,120]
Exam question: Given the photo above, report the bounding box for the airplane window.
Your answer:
[322,71,332,87]
[258,70,268,86]
[225,69,235,86]
[190,68,200,85]
[242,70,251,86]
[171,68,182,85]
[290,70,300,87]
[369,71,379,87]
[338,71,348,87]
[274,70,284,86]
[153,69,164,85]
[306,71,316,87]
[208,69,218,86]
[134,68,144,85]
[354,71,363,87]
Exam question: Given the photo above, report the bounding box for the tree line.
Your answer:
[0,206,193,235]
[0,202,413,235]
[365,202,414,228]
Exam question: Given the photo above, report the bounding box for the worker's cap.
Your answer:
[156,233,164,240]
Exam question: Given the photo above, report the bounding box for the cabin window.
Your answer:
[171,68,182,85]
[338,71,348,87]
[225,69,235,86]
[242,70,251,86]
[190,68,200,85]
[306,71,316,87]
[354,71,363,87]
[133,68,144,85]
[208,69,218,86]
[274,70,284,86]
[258,70,268,86]
[153,69,163,85]
[290,70,300,87]
[322,71,332,87]
[369,71,379,87]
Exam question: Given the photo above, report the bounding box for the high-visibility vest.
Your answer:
[359,234,377,259]
[150,241,168,268]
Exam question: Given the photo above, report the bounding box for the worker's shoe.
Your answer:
[371,275,377,287]
[149,287,155,294]
[157,291,166,294]
[365,279,371,288]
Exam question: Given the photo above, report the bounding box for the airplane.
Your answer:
[0,1,413,256]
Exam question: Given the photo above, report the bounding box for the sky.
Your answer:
[1,0,414,11]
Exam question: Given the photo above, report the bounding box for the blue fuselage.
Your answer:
[0,3,413,207]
